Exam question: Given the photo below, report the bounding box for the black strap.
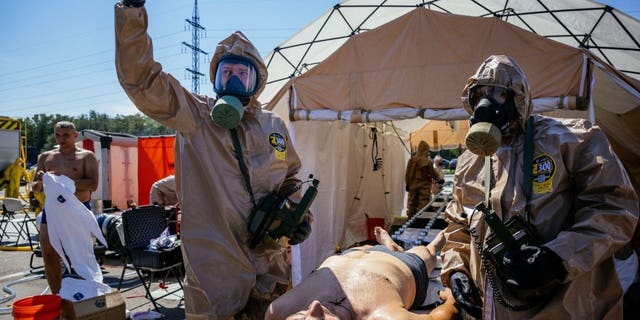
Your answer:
[230,128,257,208]
[522,116,535,222]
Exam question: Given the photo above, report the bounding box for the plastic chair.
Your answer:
[0,197,37,249]
[117,205,183,310]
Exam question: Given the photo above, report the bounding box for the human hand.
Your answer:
[449,271,483,318]
[122,0,145,7]
[35,170,46,181]
[438,287,455,305]
[288,213,312,245]
[502,245,566,290]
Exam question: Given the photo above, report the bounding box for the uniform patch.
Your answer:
[532,154,555,194]
[269,132,286,161]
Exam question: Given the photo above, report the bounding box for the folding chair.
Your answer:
[0,197,37,249]
[117,205,183,310]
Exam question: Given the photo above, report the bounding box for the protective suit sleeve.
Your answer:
[114,3,201,135]
[440,178,473,287]
[544,125,638,281]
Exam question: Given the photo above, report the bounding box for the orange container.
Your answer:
[366,218,386,242]
[12,295,61,320]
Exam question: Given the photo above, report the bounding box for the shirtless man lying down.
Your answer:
[265,227,458,320]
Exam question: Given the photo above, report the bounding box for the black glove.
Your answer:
[449,271,483,318]
[502,245,567,290]
[122,0,145,7]
[288,213,312,245]
[437,178,445,185]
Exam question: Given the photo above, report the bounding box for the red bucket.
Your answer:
[12,295,61,320]
[366,218,386,242]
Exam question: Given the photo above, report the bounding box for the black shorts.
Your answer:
[41,201,91,224]
[344,245,429,309]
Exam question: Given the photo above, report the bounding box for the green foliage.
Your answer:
[19,110,174,156]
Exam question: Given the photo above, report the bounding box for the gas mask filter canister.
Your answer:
[210,95,244,129]
[464,87,514,156]
[465,121,502,156]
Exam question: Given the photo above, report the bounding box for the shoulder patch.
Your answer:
[269,132,286,160]
[532,154,556,194]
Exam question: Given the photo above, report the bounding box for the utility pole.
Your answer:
[182,0,207,94]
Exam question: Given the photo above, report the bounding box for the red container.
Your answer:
[366,218,386,242]
[12,295,61,320]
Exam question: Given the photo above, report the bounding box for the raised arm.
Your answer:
[114,2,204,134]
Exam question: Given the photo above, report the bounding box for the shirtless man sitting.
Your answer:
[265,227,458,320]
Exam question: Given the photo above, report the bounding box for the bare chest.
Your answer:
[44,153,85,179]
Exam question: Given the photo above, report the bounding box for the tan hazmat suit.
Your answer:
[405,141,437,217]
[149,175,177,206]
[1,158,26,198]
[440,55,639,319]
[115,4,302,319]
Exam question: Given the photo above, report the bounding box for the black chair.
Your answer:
[117,205,183,310]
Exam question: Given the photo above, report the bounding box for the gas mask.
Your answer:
[465,86,517,156]
[211,55,260,129]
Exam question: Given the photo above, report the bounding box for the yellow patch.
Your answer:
[269,132,286,161]
[532,154,556,194]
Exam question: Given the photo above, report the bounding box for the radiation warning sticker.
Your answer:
[269,132,287,161]
[532,154,556,194]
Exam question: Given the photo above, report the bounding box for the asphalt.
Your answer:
[0,213,185,320]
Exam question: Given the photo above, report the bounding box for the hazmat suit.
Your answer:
[115,3,305,319]
[149,175,177,206]
[440,55,638,319]
[1,158,26,198]
[405,141,438,217]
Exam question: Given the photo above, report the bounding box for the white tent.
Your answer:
[258,0,640,282]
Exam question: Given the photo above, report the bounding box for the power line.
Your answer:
[183,0,208,94]
[0,31,186,80]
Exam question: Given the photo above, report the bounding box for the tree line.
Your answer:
[20,110,174,165]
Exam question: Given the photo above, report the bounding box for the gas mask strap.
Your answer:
[230,128,257,209]
[484,156,491,207]
[522,116,535,222]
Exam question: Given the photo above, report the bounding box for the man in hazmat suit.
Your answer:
[1,157,26,199]
[405,141,440,218]
[149,175,177,206]
[115,1,313,319]
[440,55,638,319]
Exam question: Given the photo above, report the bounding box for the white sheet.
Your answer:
[43,173,107,282]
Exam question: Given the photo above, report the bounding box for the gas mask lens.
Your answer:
[213,56,259,97]
[469,86,509,112]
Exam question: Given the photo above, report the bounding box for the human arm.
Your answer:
[371,288,458,320]
[543,123,638,280]
[73,151,99,192]
[30,153,48,193]
[114,2,202,134]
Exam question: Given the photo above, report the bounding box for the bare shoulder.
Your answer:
[77,148,95,156]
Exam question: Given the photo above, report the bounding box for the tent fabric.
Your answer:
[258,0,640,281]
[289,120,408,284]
[137,136,175,206]
[269,9,586,117]
[261,0,640,107]
[410,120,469,151]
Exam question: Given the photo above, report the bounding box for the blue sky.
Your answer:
[0,0,638,119]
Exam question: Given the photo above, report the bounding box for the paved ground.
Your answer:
[0,213,185,320]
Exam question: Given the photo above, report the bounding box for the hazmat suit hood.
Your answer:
[209,31,267,110]
[416,141,430,157]
[461,55,532,130]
